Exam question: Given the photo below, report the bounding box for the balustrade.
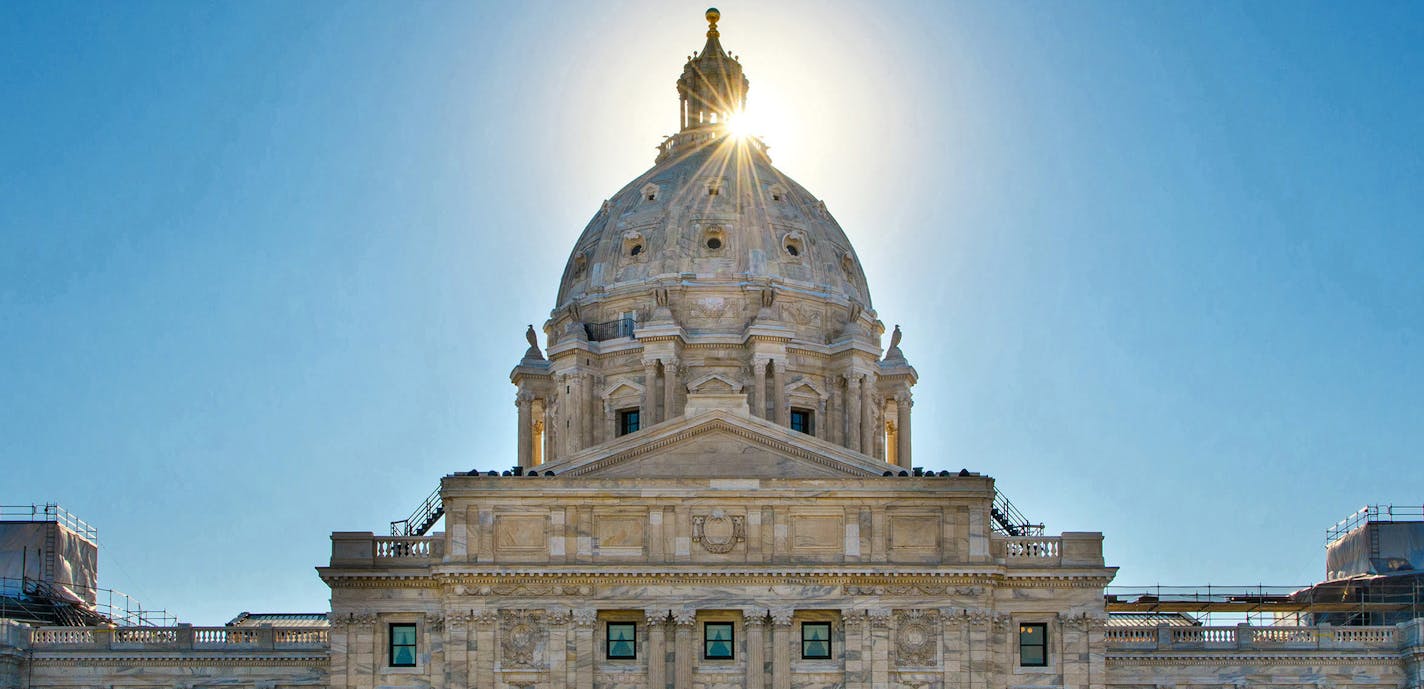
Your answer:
[1105,625,1400,651]
[374,536,439,559]
[999,536,1061,560]
[28,626,329,651]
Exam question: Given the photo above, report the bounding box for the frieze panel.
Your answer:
[692,509,746,553]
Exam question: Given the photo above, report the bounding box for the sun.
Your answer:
[726,109,756,140]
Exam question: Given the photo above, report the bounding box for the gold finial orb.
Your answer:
[706,8,720,25]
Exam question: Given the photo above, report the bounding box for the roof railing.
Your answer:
[1325,504,1424,545]
[0,503,98,542]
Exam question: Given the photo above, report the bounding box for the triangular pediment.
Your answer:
[538,410,888,479]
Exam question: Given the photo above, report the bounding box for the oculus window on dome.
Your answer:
[703,622,734,659]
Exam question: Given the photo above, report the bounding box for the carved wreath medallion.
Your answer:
[692,509,745,553]
[895,610,938,666]
[500,610,543,668]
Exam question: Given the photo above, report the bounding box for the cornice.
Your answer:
[31,655,326,666]
[322,568,1113,590]
[1106,653,1401,666]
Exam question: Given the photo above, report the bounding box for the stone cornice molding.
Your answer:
[29,655,326,666]
[1105,654,1400,666]
[321,569,1114,590]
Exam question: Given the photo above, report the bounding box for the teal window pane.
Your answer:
[1018,623,1047,667]
[804,624,828,641]
[801,622,831,659]
[704,623,734,659]
[607,622,637,659]
[389,623,417,667]
[392,626,417,645]
[804,640,828,657]
[393,645,415,665]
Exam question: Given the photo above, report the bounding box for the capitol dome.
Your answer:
[513,9,916,472]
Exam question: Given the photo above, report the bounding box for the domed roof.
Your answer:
[554,10,872,319]
[554,135,873,311]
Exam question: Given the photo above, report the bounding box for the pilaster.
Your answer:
[673,609,696,689]
[743,608,767,689]
[770,607,793,689]
[646,609,669,689]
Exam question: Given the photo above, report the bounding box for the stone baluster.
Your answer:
[646,609,669,689]
[896,392,912,469]
[845,375,862,452]
[770,607,793,689]
[743,608,767,689]
[673,609,696,689]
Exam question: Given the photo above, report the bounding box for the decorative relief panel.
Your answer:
[692,509,745,553]
[500,610,546,668]
[894,610,939,667]
[494,515,547,552]
[593,512,647,557]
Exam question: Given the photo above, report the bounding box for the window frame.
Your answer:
[389,622,418,668]
[605,621,637,660]
[789,408,814,435]
[1018,622,1048,667]
[800,621,832,659]
[618,408,640,436]
[703,621,735,660]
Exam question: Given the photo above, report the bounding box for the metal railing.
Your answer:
[1326,504,1424,544]
[1,503,98,542]
[585,316,636,342]
[0,576,176,627]
[389,486,444,537]
[990,490,1044,537]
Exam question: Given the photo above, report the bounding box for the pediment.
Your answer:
[686,373,743,394]
[539,410,887,479]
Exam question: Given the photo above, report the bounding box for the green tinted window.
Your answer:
[704,622,734,659]
[1019,623,1046,667]
[801,621,831,659]
[607,622,637,659]
[390,623,417,667]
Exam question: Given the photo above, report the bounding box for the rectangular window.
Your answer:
[789,408,813,434]
[703,622,734,659]
[606,622,637,659]
[389,623,417,667]
[1018,623,1047,667]
[618,408,640,436]
[801,621,831,659]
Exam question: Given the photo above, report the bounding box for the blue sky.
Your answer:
[2,1,1421,624]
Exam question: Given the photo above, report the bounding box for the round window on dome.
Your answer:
[630,244,643,256]
[706,237,722,250]
[785,244,799,256]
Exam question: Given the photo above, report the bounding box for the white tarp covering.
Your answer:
[0,522,99,605]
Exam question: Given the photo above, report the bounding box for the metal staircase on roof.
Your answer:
[390,486,444,537]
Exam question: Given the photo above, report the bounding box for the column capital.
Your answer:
[645,608,670,627]
[866,608,892,628]
[769,608,794,626]
[571,608,598,628]
[672,609,697,626]
[742,608,769,626]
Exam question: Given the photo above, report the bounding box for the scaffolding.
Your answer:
[1106,581,1424,626]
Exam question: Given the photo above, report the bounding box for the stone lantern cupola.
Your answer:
[677,8,748,130]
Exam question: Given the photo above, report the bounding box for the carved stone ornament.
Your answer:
[645,608,669,627]
[769,608,794,626]
[501,610,544,667]
[351,612,378,625]
[461,583,592,597]
[895,610,938,666]
[546,608,571,625]
[425,612,445,633]
[742,608,768,626]
[866,608,892,628]
[572,608,598,628]
[672,609,697,626]
[447,613,469,631]
[473,609,499,625]
[692,509,746,553]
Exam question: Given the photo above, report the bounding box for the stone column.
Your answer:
[663,359,680,421]
[673,609,696,689]
[473,609,498,689]
[352,614,376,689]
[868,608,891,689]
[773,361,789,426]
[570,374,585,454]
[845,375,862,452]
[544,402,559,465]
[329,619,350,689]
[642,360,659,426]
[816,396,828,441]
[770,608,793,689]
[752,358,768,419]
[829,383,843,446]
[646,609,669,689]
[896,393,912,468]
[516,393,533,469]
[603,399,614,444]
[859,378,876,456]
[572,609,596,689]
[548,609,570,689]
[842,611,866,689]
[743,609,767,689]
[445,614,469,689]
